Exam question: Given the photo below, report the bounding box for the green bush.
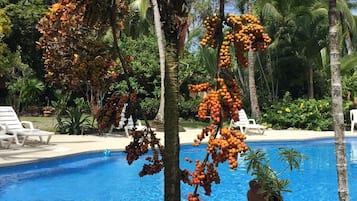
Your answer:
[139,97,160,119]
[262,92,333,131]
[56,97,91,135]
[179,98,201,119]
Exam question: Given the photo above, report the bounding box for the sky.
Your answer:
[352,9,357,15]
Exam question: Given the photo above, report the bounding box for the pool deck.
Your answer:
[1,128,356,167]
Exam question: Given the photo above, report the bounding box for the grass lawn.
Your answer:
[20,116,57,132]
[19,116,212,133]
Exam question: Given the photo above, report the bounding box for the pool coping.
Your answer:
[1,128,357,167]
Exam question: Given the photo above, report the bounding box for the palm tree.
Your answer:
[247,0,261,118]
[158,1,190,200]
[338,0,357,55]
[294,2,329,98]
[254,0,356,99]
[329,0,350,200]
[151,0,165,124]
[131,0,165,124]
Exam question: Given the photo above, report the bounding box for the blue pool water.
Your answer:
[1,138,357,201]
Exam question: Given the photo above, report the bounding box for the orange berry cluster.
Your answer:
[186,76,247,201]
[195,78,242,123]
[96,94,126,132]
[201,14,271,68]
[218,32,233,69]
[200,15,221,48]
[191,161,220,195]
[183,160,220,200]
[207,127,248,170]
[226,79,242,121]
[185,126,247,200]
[203,91,221,123]
[216,78,241,122]
[188,82,213,92]
[188,193,200,201]
[193,124,215,146]
[126,124,164,177]
[96,92,137,133]
[227,14,272,67]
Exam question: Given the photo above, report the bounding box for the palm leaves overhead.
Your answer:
[248,0,357,98]
[337,0,357,54]
[341,52,357,74]
[197,47,217,77]
[130,0,150,20]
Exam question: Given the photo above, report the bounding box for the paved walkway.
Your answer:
[0,128,356,167]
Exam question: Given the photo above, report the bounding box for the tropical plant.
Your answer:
[5,47,44,112]
[3,0,48,77]
[36,0,123,117]
[262,92,334,131]
[56,97,91,135]
[341,53,357,99]
[130,0,166,124]
[244,147,307,201]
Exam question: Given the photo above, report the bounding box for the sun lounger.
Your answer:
[0,106,54,146]
[229,109,266,135]
[109,104,154,137]
[0,124,16,148]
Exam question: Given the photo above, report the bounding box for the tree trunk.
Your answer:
[329,1,350,201]
[159,1,189,200]
[308,66,314,99]
[152,0,165,123]
[247,0,261,119]
[248,50,261,118]
[164,43,181,201]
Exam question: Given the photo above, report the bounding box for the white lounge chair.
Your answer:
[0,106,54,146]
[229,109,266,135]
[0,124,16,148]
[109,104,153,137]
[351,109,357,133]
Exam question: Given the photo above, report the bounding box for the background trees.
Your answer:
[0,0,356,124]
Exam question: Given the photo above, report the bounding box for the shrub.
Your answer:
[262,92,333,131]
[179,97,201,119]
[139,97,159,120]
[56,97,92,135]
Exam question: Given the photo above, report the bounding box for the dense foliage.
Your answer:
[1,0,357,115]
[262,92,333,130]
[36,1,121,92]
[55,97,91,135]
[261,92,356,131]
[4,0,48,77]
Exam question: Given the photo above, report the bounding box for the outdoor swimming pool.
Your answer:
[1,138,357,201]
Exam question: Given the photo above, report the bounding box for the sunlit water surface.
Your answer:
[1,138,357,201]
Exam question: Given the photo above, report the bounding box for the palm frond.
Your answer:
[341,53,357,74]
[278,147,307,171]
[338,0,357,34]
[261,3,283,22]
[130,0,150,20]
